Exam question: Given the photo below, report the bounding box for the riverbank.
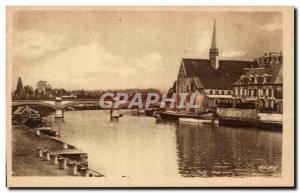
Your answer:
[11,124,104,177]
[12,125,70,176]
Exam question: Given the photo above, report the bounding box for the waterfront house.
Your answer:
[13,105,41,124]
[170,19,256,112]
[232,52,283,113]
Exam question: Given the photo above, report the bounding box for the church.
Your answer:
[169,20,257,112]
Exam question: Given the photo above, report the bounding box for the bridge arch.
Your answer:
[61,100,112,110]
[12,101,56,110]
[118,102,161,109]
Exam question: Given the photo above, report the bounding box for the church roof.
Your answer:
[182,58,256,89]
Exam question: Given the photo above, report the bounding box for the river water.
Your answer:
[47,110,282,178]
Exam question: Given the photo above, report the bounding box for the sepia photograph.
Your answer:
[6,6,294,187]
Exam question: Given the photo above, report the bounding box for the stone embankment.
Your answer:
[12,124,104,177]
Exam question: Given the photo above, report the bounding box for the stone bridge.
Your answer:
[12,98,161,118]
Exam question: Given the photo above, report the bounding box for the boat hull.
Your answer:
[179,118,218,124]
[161,111,214,121]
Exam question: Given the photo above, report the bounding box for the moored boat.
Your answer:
[179,118,218,125]
[161,110,215,121]
[110,110,120,121]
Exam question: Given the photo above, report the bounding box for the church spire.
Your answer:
[209,19,219,69]
[211,19,217,49]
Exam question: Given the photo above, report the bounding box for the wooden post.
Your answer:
[58,158,67,169]
[85,169,90,177]
[35,129,40,136]
[44,151,50,161]
[53,155,58,165]
[62,143,68,150]
[37,148,43,158]
[68,163,78,176]
[79,167,89,177]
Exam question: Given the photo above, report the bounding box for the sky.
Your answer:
[8,8,283,91]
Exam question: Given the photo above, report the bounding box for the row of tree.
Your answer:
[12,77,162,100]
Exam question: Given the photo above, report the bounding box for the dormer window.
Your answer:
[254,75,258,84]
[247,75,253,84]
[263,74,271,84]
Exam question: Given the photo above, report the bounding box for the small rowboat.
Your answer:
[110,110,120,121]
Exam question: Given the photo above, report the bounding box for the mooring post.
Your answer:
[37,147,43,158]
[81,167,90,177]
[62,143,68,150]
[52,154,58,165]
[44,151,51,161]
[35,129,40,136]
[58,158,67,169]
[68,162,78,176]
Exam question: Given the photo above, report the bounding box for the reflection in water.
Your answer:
[176,122,282,177]
[48,110,282,178]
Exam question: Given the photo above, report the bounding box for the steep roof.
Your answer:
[13,105,39,115]
[274,64,283,84]
[211,19,217,49]
[182,58,255,89]
[232,64,282,85]
[13,106,26,115]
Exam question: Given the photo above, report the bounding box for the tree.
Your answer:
[23,85,34,99]
[13,77,24,99]
[16,77,23,93]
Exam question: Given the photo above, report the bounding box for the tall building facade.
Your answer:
[232,52,283,113]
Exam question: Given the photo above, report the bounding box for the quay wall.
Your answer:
[217,108,282,130]
[258,113,282,122]
[12,122,103,177]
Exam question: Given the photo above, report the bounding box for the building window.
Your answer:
[234,87,238,96]
[215,90,219,95]
[265,100,269,108]
[214,99,219,106]
[268,89,272,97]
[253,89,257,97]
[275,87,283,99]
